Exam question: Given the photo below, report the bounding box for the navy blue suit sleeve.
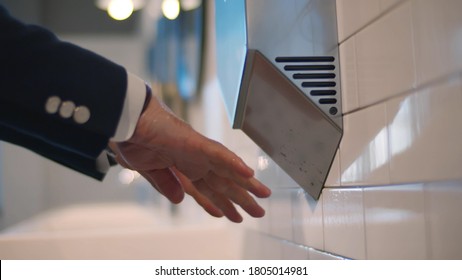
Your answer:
[0,5,127,179]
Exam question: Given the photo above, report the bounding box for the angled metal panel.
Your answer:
[215,0,342,199]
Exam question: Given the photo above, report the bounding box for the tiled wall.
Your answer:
[0,0,460,259]
[199,0,462,260]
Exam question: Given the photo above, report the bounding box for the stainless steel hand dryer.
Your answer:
[215,0,342,199]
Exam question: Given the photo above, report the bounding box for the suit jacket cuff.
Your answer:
[111,72,147,142]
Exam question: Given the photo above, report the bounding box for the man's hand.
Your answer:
[109,96,271,223]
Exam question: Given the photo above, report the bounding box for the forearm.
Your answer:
[0,4,149,179]
[0,4,127,154]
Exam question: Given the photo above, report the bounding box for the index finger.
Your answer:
[200,144,271,198]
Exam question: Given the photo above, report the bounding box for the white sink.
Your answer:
[0,202,243,259]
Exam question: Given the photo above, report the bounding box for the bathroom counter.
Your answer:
[0,202,243,259]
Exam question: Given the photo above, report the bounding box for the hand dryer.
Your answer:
[215,0,342,199]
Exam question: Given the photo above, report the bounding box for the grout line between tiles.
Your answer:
[459,72,462,108]
[338,0,410,45]
[259,229,349,260]
[290,189,295,243]
[351,34,360,115]
[341,70,462,117]
[361,187,368,260]
[422,184,433,259]
[338,148,343,188]
[309,247,351,260]
[409,0,418,89]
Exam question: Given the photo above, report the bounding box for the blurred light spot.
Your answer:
[108,0,134,21]
[162,0,180,20]
[119,169,135,185]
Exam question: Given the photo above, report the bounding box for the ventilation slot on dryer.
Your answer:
[275,56,335,63]
[276,56,339,117]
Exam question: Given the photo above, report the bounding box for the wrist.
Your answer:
[110,73,147,142]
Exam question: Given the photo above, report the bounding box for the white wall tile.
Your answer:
[323,188,366,259]
[292,190,324,250]
[388,76,462,183]
[364,185,427,259]
[325,149,341,187]
[259,235,283,260]
[336,0,381,42]
[268,189,294,241]
[340,103,390,186]
[255,194,271,235]
[339,38,359,113]
[242,229,262,259]
[282,242,309,260]
[424,181,462,260]
[355,2,416,107]
[412,0,462,86]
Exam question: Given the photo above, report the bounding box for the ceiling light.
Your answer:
[162,0,180,20]
[96,0,145,21]
[108,0,134,20]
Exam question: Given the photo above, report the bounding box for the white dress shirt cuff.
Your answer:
[110,72,147,142]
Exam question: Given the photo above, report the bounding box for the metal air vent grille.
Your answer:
[276,56,339,116]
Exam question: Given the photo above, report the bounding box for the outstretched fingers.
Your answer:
[203,172,266,218]
[198,138,271,198]
[194,179,244,223]
[172,168,224,218]
[172,168,266,223]
[211,163,271,199]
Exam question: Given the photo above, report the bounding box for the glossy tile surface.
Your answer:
[268,189,294,241]
[387,76,462,183]
[355,1,415,107]
[255,192,271,235]
[242,229,262,260]
[364,185,427,259]
[340,103,389,186]
[259,234,283,260]
[339,38,359,113]
[424,181,462,259]
[336,0,381,42]
[292,190,324,251]
[282,242,309,260]
[325,149,341,187]
[323,188,366,259]
[412,0,462,86]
